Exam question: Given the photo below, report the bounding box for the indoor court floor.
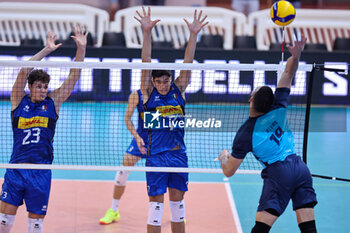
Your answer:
[0,102,349,233]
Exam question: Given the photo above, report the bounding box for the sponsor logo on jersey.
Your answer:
[18,116,49,129]
[155,105,184,117]
[23,105,30,112]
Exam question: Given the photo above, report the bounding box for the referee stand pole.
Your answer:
[304,64,350,182]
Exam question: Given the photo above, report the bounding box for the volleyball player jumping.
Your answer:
[0,25,87,233]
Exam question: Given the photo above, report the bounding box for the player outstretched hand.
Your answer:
[134,6,160,33]
[71,24,88,50]
[184,9,209,35]
[45,31,62,52]
[216,149,231,165]
[287,33,307,59]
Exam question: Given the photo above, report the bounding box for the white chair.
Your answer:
[246,9,350,51]
[0,2,109,47]
[110,6,247,50]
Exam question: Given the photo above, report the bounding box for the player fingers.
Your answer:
[183,18,190,26]
[142,5,146,16]
[198,10,202,20]
[134,16,142,24]
[136,10,142,19]
[55,43,62,49]
[200,15,208,24]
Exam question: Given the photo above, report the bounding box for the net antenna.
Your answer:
[305,64,350,182]
[0,60,313,174]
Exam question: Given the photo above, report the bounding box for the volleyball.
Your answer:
[270,0,296,26]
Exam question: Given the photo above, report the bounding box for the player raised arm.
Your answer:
[174,9,208,94]
[134,6,160,98]
[49,24,88,114]
[277,34,306,89]
[10,32,62,110]
[124,91,146,154]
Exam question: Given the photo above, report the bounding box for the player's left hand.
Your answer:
[184,9,209,35]
[216,149,230,165]
[45,32,62,52]
[71,24,88,49]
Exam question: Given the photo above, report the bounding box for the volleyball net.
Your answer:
[0,60,313,173]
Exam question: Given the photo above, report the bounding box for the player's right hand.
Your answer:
[45,31,62,52]
[216,149,230,165]
[136,137,147,155]
[134,6,160,32]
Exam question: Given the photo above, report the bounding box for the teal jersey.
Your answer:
[231,88,295,166]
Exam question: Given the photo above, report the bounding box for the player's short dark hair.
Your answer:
[252,86,274,114]
[152,70,171,79]
[27,69,50,85]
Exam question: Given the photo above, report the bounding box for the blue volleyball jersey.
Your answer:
[11,95,57,164]
[144,83,186,155]
[231,88,296,166]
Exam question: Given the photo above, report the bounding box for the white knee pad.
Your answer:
[147,202,164,226]
[169,200,185,222]
[114,171,130,186]
[0,213,15,233]
[28,218,43,233]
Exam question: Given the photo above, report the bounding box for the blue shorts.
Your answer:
[258,154,317,216]
[146,149,188,196]
[1,169,51,215]
[125,138,147,158]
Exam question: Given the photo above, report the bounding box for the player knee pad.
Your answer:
[299,220,316,233]
[114,171,130,186]
[28,218,43,233]
[147,202,164,226]
[0,213,15,233]
[169,200,185,222]
[251,221,271,233]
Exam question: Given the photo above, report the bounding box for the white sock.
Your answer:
[28,218,43,233]
[0,213,15,233]
[111,199,120,212]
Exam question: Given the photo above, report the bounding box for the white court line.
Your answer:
[225,182,243,233]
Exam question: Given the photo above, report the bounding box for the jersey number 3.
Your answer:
[22,128,41,145]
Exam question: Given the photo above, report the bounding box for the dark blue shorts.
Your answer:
[125,138,147,158]
[258,154,317,215]
[1,169,52,215]
[146,149,188,196]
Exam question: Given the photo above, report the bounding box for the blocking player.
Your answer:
[0,25,87,233]
[137,6,208,233]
